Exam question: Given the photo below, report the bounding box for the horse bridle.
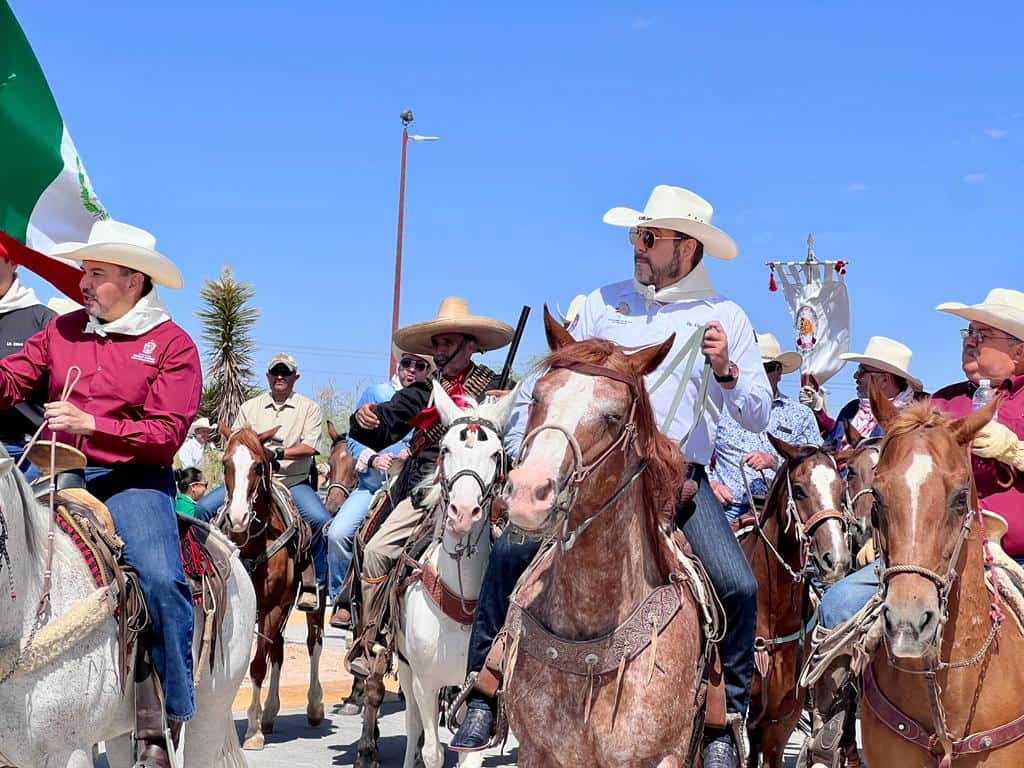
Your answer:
[742,450,847,583]
[325,436,354,502]
[437,414,506,561]
[215,433,273,543]
[841,437,882,539]
[507,361,644,551]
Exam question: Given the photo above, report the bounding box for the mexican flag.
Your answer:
[0,0,105,303]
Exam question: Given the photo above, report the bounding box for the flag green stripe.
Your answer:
[0,0,66,244]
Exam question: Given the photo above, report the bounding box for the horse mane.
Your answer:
[540,339,685,571]
[882,401,953,444]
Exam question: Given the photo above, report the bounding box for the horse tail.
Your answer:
[214,714,247,768]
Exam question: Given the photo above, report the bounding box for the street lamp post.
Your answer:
[389,109,438,376]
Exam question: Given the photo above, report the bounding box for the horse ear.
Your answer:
[843,419,863,448]
[257,426,281,443]
[950,393,1002,446]
[480,383,519,431]
[767,432,799,462]
[327,419,340,443]
[544,305,575,351]
[869,378,898,431]
[219,422,233,441]
[626,334,676,377]
[431,380,463,427]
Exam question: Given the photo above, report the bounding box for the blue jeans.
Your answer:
[196,480,330,588]
[327,487,374,601]
[820,555,1024,630]
[86,465,195,721]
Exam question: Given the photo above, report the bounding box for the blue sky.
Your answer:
[11,1,1023,410]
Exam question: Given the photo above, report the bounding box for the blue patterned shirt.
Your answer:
[711,392,822,507]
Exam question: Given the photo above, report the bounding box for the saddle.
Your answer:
[30,474,234,687]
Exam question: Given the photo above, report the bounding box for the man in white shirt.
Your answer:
[177,416,213,469]
[452,185,771,768]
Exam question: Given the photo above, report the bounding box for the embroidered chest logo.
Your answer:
[132,340,158,364]
[615,301,631,315]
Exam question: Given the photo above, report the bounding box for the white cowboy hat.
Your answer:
[840,336,923,392]
[936,288,1024,341]
[49,219,183,289]
[188,417,216,436]
[392,297,515,356]
[603,185,739,260]
[757,332,802,374]
[557,294,587,329]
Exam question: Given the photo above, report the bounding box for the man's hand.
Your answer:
[972,420,1024,470]
[485,389,511,399]
[799,385,826,413]
[354,403,380,430]
[45,401,95,436]
[709,478,733,505]
[742,451,776,472]
[396,448,411,461]
[372,453,395,472]
[701,321,731,377]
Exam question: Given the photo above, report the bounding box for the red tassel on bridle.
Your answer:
[768,265,778,292]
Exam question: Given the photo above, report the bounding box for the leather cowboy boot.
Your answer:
[134,652,178,768]
[449,698,495,752]
[798,652,858,768]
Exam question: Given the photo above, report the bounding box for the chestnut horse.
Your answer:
[739,436,851,767]
[861,385,1024,766]
[502,311,708,768]
[839,422,882,560]
[218,425,326,750]
[325,419,358,514]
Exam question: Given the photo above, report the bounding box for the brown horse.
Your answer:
[861,384,1024,766]
[325,419,358,514]
[740,436,851,767]
[218,424,327,750]
[502,311,708,768]
[839,421,882,559]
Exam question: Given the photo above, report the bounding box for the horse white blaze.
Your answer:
[904,452,934,531]
[507,374,595,531]
[227,443,255,531]
[809,463,836,509]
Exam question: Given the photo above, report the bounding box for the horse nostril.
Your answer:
[882,606,893,632]
[918,611,934,634]
[821,551,835,570]
[534,478,554,502]
[472,506,482,520]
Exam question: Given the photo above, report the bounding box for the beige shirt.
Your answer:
[234,391,323,487]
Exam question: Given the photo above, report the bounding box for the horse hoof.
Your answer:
[339,701,363,716]
[260,720,275,734]
[242,733,265,751]
[307,705,325,726]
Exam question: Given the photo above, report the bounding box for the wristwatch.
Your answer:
[713,361,739,384]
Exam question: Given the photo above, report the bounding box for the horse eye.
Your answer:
[792,485,807,500]
[847,468,858,479]
[951,488,970,513]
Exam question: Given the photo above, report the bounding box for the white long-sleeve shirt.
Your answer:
[505,268,772,465]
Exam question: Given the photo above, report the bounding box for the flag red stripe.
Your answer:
[0,230,84,303]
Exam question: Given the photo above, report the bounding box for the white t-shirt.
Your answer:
[507,267,772,465]
[177,436,205,469]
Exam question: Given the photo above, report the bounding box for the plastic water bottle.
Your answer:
[972,379,994,411]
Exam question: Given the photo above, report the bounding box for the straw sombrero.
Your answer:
[757,333,801,374]
[392,297,514,356]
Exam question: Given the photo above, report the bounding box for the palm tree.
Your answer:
[196,265,260,428]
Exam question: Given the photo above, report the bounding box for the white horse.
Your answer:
[395,383,515,768]
[0,452,257,768]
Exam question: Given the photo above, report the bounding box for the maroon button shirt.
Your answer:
[0,309,201,466]
[932,375,1024,556]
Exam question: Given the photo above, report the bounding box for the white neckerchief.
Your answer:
[852,386,916,437]
[83,288,171,338]
[0,278,42,314]
[633,261,717,310]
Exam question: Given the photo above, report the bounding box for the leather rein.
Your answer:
[507,361,644,552]
[865,439,1017,766]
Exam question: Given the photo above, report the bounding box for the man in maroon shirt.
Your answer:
[801,287,1024,767]
[0,220,201,766]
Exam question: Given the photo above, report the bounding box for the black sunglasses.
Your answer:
[628,227,690,249]
[399,357,429,372]
[268,365,295,377]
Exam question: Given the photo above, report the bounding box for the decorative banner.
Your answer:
[772,237,851,386]
[0,0,105,302]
